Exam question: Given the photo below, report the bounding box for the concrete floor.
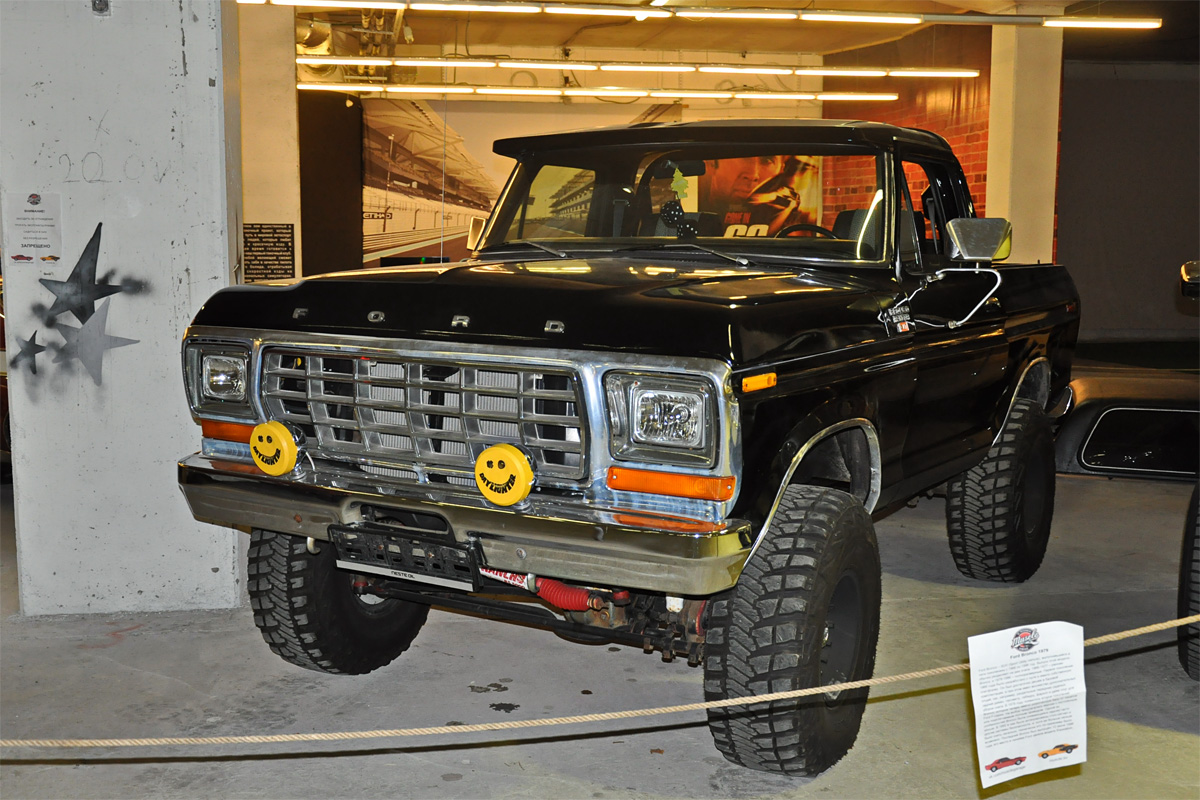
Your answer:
[0,476,1197,799]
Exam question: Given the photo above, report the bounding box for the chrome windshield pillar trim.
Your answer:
[179,454,751,595]
[747,418,881,564]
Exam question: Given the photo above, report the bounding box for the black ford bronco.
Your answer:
[179,119,1079,775]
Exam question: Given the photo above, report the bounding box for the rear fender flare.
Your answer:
[993,358,1050,445]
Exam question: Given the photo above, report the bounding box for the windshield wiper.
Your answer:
[617,242,757,267]
[486,239,567,258]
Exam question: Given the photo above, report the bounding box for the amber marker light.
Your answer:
[201,420,255,443]
[607,467,736,502]
[741,373,777,393]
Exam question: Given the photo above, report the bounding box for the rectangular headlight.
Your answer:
[202,354,247,402]
[605,372,716,467]
[631,387,704,448]
[185,342,254,419]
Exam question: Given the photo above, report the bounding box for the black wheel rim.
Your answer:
[821,572,864,704]
[345,574,397,617]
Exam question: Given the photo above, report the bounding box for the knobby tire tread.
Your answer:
[946,399,1054,583]
[248,529,428,675]
[1180,484,1199,680]
[704,485,880,776]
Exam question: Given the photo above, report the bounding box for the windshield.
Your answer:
[481,144,887,264]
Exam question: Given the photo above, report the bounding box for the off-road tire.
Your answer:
[946,398,1055,582]
[704,486,881,775]
[248,529,429,674]
[1178,484,1199,681]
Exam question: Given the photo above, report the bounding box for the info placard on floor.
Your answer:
[968,621,1087,788]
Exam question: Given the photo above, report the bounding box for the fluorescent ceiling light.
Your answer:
[801,11,922,24]
[733,92,816,100]
[385,85,476,93]
[544,5,671,18]
[649,0,668,4]
[601,64,695,72]
[677,10,797,20]
[393,58,498,67]
[650,90,733,98]
[888,69,980,78]
[297,56,393,66]
[498,60,599,70]
[236,0,268,5]
[1043,17,1161,28]
[818,92,899,101]
[273,0,406,8]
[564,88,650,97]
[409,2,541,11]
[297,83,387,91]
[699,65,793,75]
[794,68,888,77]
[476,87,564,95]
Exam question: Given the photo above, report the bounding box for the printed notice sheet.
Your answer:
[968,621,1086,788]
[3,191,62,263]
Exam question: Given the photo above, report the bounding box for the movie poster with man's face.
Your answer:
[696,155,821,237]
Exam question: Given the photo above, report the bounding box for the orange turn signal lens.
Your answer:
[741,372,777,393]
[607,466,736,502]
[200,419,256,443]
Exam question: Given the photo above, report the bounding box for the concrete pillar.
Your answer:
[986,21,1064,264]
[0,1,241,613]
[239,3,303,278]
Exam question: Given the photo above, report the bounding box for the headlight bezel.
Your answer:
[185,341,255,420]
[605,371,718,468]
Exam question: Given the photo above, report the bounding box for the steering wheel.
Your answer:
[775,223,837,239]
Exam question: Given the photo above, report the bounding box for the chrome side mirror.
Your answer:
[946,218,1012,263]
[1181,260,1199,298]
[466,217,487,251]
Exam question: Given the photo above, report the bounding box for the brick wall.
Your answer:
[823,25,992,217]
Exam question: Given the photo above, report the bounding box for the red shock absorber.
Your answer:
[533,577,594,611]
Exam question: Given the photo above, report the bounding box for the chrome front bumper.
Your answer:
[178,454,752,596]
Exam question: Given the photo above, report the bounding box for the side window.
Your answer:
[901,159,962,265]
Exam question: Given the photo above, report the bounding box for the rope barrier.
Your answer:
[2,614,1196,751]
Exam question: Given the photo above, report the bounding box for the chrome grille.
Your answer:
[260,348,587,486]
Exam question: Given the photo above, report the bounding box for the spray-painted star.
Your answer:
[9,331,48,375]
[52,298,138,385]
[39,222,122,325]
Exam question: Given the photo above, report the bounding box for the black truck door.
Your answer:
[895,155,1011,484]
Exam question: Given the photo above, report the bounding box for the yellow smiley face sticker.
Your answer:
[474,443,534,506]
[250,420,299,476]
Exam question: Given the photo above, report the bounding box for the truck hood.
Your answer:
[191,256,889,367]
